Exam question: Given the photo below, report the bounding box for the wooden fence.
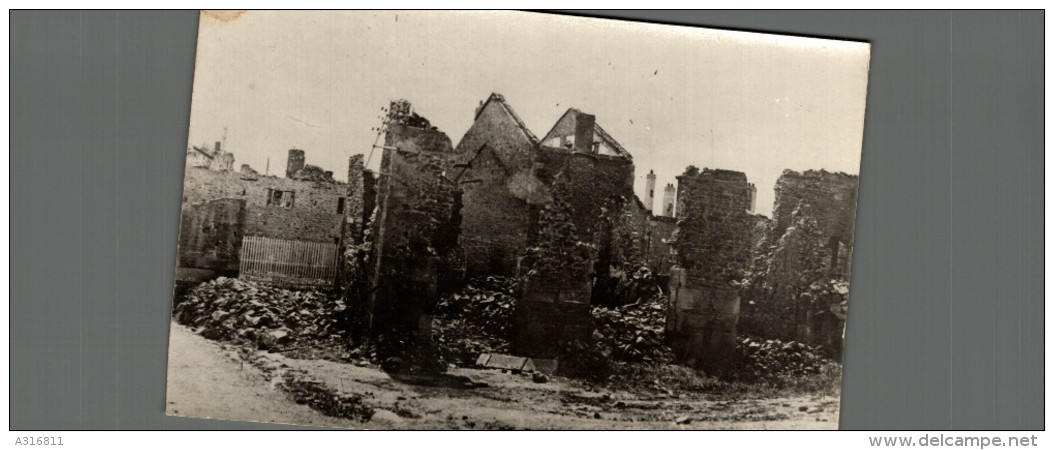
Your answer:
[239,235,338,286]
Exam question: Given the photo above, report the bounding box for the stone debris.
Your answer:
[173,277,344,352]
[433,276,516,365]
[590,289,672,365]
[738,336,833,380]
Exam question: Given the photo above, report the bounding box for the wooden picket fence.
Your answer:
[239,235,338,286]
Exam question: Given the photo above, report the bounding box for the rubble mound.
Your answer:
[173,277,344,352]
[433,276,516,365]
[736,336,832,380]
[590,292,673,365]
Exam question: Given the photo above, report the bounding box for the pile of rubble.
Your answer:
[736,336,831,379]
[590,292,673,365]
[433,276,516,365]
[173,277,344,352]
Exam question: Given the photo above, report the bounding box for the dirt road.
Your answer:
[166,322,838,430]
[165,322,350,428]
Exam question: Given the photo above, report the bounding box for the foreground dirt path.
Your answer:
[167,322,838,429]
[165,322,351,428]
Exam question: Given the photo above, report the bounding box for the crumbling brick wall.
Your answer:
[667,167,754,373]
[366,104,462,368]
[621,196,652,266]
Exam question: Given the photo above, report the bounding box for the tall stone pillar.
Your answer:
[666,167,753,374]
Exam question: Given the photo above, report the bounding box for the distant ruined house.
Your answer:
[452,93,539,277]
[453,93,677,280]
[177,147,365,287]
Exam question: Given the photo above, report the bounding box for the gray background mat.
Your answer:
[10,10,1044,430]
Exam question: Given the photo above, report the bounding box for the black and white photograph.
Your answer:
[166,10,870,430]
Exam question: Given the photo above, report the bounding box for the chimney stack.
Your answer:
[663,183,677,217]
[287,149,306,178]
[645,170,657,214]
[573,111,596,153]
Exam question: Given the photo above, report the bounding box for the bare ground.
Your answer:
[166,321,838,430]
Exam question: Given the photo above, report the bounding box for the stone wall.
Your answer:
[667,167,755,373]
[646,215,677,277]
[533,146,636,245]
[769,169,859,275]
[343,155,368,244]
[366,107,463,365]
[452,94,537,277]
[456,149,531,277]
[181,167,347,244]
[742,169,859,356]
[513,197,596,358]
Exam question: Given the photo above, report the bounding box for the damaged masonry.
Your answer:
[172,94,859,426]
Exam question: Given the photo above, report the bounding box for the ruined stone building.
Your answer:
[176,147,361,287]
[657,166,859,367]
[186,141,235,172]
[740,169,859,357]
[767,169,858,278]
[449,93,689,355]
[452,94,677,281]
[451,93,539,277]
[534,108,636,233]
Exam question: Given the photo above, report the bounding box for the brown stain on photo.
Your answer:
[202,10,248,23]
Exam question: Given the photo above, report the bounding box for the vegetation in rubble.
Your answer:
[590,288,673,365]
[590,195,649,307]
[612,364,841,402]
[737,202,851,356]
[593,264,663,308]
[556,337,614,381]
[520,200,597,285]
[601,352,841,401]
[338,208,375,337]
[176,268,839,401]
[432,276,517,365]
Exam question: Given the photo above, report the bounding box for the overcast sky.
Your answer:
[188,11,870,217]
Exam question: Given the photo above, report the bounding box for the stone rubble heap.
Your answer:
[736,336,833,380]
[433,276,516,365]
[173,277,344,352]
[590,292,673,365]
